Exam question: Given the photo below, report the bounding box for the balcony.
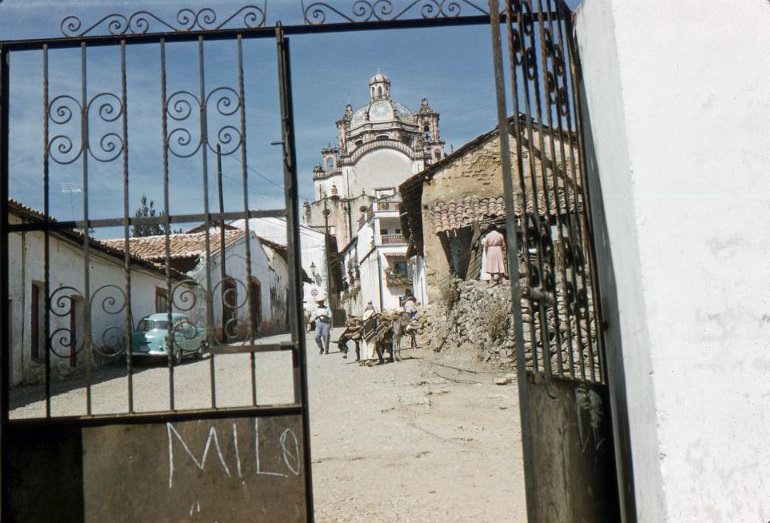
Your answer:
[380,233,406,245]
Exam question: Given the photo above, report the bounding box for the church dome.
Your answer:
[369,72,389,84]
[349,100,415,128]
[349,72,415,129]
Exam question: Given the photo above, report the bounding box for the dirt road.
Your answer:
[9,331,527,522]
[309,330,527,522]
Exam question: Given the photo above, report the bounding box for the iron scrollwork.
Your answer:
[301,0,489,25]
[47,284,128,360]
[47,92,125,165]
[166,87,243,159]
[60,4,267,37]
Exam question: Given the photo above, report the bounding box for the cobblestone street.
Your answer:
[10,330,526,522]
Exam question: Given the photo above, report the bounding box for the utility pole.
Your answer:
[322,196,332,326]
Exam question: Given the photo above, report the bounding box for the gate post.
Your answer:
[0,45,9,521]
[488,3,537,522]
[276,25,315,522]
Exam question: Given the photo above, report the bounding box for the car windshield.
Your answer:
[136,319,169,332]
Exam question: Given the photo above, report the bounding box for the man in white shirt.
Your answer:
[311,299,331,354]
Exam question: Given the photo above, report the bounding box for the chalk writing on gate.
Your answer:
[167,419,301,489]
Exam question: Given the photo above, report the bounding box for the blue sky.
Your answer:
[0,0,579,236]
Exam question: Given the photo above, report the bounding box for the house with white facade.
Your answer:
[230,216,341,317]
[8,200,189,386]
[102,227,289,340]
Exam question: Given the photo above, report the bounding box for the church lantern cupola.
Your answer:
[369,72,391,101]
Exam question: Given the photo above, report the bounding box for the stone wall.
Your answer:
[421,137,507,305]
[416,279,523,368]
[416,276,598,376]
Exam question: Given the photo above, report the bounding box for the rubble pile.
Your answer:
[415,280,528,369]
[414,277,599,374]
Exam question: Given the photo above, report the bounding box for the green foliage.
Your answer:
[131,194,181,237]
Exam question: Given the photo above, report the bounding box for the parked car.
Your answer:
[131,313,207,364]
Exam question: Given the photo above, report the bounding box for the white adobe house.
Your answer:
[340,190,412,314]
[102,227,289,339]
[230,216,326,313]
[8,200,187,386]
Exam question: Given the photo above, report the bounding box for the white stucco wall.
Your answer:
[9,223,176,386]
[348,149,413,196]
[410,255,428,307]
[577,1,770,521]
[231,217,327,311]
[188,234,289,336]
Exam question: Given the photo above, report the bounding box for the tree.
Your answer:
[132,194,170,237]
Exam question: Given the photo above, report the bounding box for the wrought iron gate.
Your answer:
[0,2,633,521]
[489,1,634,521]
[0,11,314,522]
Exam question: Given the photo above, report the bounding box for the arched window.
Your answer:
[371,87,375,98]
[326,157,334,171]
[424,125,430,133]
[355,140,363,147]
[378,86,383,97]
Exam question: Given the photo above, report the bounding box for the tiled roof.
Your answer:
[7,198,188,280]
[429,190,580,234]
[101,229,245,261]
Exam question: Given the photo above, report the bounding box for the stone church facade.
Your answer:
[303,72,445,314]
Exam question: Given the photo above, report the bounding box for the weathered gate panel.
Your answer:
[489,0,631,521]
[527,376,619,522]
[8,415,305,522]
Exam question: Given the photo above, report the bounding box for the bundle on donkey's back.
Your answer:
[337,307,418,364]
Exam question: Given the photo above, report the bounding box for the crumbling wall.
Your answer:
[416,276,597,376]
[416,279,526,368]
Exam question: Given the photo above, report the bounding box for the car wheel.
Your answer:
[173,347,183,365]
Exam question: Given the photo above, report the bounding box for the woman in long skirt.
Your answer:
[483,225,507,286]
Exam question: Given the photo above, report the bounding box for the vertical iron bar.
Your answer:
[276,25,314,520]
[543,1,586,381]
[216,145,227,343]
[42,45,52,417]
[81,42,93,415]
[505,2,540,375]
[515,1,557,384]
[533,0,576,379]
[558,9,598,382]
[541,1,574,379]
[0,45,10,520]
[199,35,217,409]
[120,39,134,413]
[236,34,258,406]
[512,1,570,382]
[160,38,175,411]
[489,4,537,522]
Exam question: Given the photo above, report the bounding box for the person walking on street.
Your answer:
[401,288,418,319]
[312,299,332,354]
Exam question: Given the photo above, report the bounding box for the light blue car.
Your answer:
[131,313,207,364]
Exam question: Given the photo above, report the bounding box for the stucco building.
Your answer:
[304,72,445,313]
[103,227,290,338]
[399,117,580,305]
[8,200,190,386]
